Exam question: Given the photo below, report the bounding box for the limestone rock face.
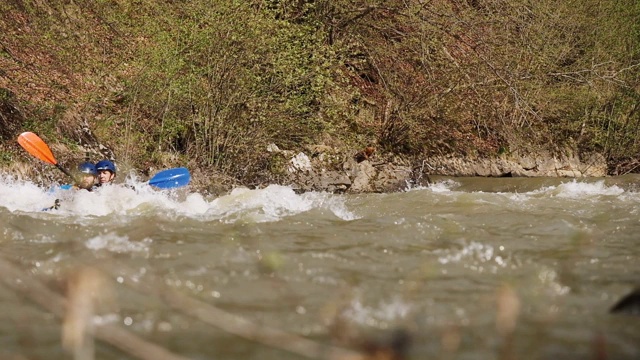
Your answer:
[272,144,608,194]
[422,152,607,178]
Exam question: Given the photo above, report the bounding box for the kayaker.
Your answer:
[43,162,97,210]
[95,159,116,186]
[72,161,98,191]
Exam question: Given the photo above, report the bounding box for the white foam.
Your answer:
[341,294,413,328]
[551,180,624,198]
[206,185,357,222]
[85,233,152,254]
[526,180,624,199]
[3,173,628,223]
[0,175,355,222]
[407,178,459,193]
[0,174,57,212]
[436,241,503,266]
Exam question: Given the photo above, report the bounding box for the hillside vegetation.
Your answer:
[1,0,639,185]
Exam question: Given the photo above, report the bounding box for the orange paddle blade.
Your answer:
[17,132,58,165]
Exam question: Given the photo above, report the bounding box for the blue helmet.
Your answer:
[95,160,117,174]
[78,162,97,176]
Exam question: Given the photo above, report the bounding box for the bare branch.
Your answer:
[0,257,191,360]
[101,261,367,360]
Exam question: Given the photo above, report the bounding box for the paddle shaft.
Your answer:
[56,164,76,181]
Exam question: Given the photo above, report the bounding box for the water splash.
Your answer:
[206,185,357,222]
[0,174,58,212]
[85,233,152,255]
[531,179,640,211]
[0,176,355,222]
[435,241,510,275]
[542,180,624,199]
[342,295,413,328]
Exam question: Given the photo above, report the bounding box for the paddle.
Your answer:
[148,167,191,189]
[17,131,76,181]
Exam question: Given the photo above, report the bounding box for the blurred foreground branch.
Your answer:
[0,256,190,360]
[0,255,380,360]
[100,261,368,360]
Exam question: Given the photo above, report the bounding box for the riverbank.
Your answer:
[262,145,608,194]
[1,1,638,192]
[4,142,608,196]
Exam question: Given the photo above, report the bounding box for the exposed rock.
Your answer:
[372,163,413,192]
[56,106,117,163]
[422,152,606,178]
[273,144,608,194]
[266,143,281,153]
[287,168,351,193]
[344,157,376,193]
[288,152,313,173]
[282,146,412,193]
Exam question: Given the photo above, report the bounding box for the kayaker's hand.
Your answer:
[42,199,61,212]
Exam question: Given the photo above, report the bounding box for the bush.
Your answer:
[1,0,639,179]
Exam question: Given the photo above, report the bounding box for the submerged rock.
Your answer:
[610,288,640,315]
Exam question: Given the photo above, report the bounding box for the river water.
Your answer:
[0,174,638,360]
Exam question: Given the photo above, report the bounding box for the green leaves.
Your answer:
[121,0,337,179]
[4,0,640,180]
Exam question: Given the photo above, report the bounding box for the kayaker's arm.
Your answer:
[42,199,61,212]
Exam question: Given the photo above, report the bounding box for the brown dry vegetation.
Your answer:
[1,0,639,185]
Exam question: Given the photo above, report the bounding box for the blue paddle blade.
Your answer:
[148,167,191,189]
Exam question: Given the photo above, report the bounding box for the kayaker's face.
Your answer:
[78,174,96,190]
[98,170,115,184]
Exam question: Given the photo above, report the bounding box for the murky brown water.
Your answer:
[1,175,639,359]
